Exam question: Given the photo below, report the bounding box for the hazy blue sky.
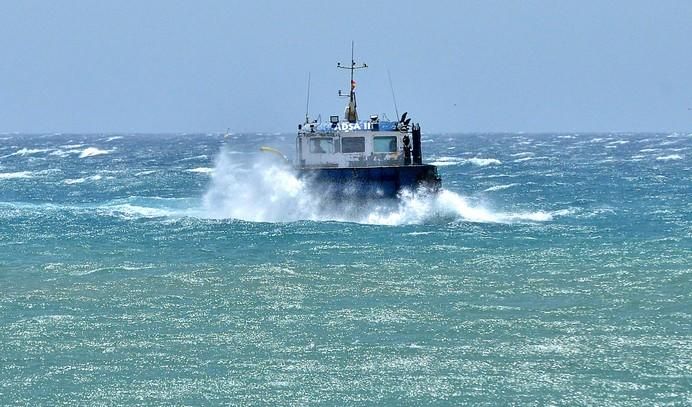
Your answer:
[1,0,691,133]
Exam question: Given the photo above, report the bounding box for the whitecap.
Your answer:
[8,148,51,157]
[64,174,103,184]
[0,171,32,180]
[64,177,87,184]
[483,183,519,192]
[429,156,464,167]
[514,156,536,163]
[365,189,551,225]
[79,147,112,158]
[106,136,123,142]
[178,155,209,162]
[466,157,501,166]
[101,204,175,219]
[656,154,683,161]
[185,167,215,174]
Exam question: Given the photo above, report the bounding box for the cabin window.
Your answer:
[373,136,398,153]
[309,137,335,154]
[341,137,365,153]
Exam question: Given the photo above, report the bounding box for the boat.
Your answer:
[273,44,441,199]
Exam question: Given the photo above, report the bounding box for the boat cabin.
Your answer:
[297,117,420,168]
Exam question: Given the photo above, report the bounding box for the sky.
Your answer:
[1,0,691,134]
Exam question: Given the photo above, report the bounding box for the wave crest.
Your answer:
[79,147,112,158]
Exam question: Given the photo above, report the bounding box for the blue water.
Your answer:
[0,132,690,405]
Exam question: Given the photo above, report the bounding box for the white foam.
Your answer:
[483,183,519,192]
[16,148,50,156]
[185,167,214,174]
[202,149,555,225]
[203,152,317,222]
[178,155,209,162]
[106,136,123,142]
[364,190,553,225]
[429,156,464,167]
[656,154,683,161]
[466,157,501,166]
[102,204,175,219]
[0,171,32,180]
[4,148,51,158]
[79,147,111,158]
[64,175,103,184]
[64,177,87,184]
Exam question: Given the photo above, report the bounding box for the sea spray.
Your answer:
[202,148,553,225]
[203,149,323,222]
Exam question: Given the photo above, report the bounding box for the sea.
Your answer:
[0,132,689,405]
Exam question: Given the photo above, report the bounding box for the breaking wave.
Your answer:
[185,167,214,174]
[79,147,112,158]
[483,183,519,192]
[11,148,52,156]
[655,154,683,161]
[201,149,557,225]
[0,171,33,180]
[467,157,502,166]
[428,156,502,167]
[64,175,103,184]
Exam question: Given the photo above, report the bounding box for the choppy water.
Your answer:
[0,132,690,405]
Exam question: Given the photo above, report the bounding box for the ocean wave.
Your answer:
[655,154,683,161]
[431,156,502,167]
[513,156,544,163]
[466,157,501,166]
[64,175,103,184]
[134,170,158,177]
[79,147,112,158]
[4,148,52,157]
[606,140,630,146]
[0,171,33,180]
[100,203,177,219]
[178,155,209,162]
[429,157,464,167]
[50,148,83,157]
[364,190,554,225]
[483,183,519,192]
[185,167,215,174]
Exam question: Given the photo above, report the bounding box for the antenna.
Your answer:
[337,41,367,123]
[387,69,400,120]
[304,72,311,124]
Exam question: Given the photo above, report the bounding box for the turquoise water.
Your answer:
[0,132,690,405]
